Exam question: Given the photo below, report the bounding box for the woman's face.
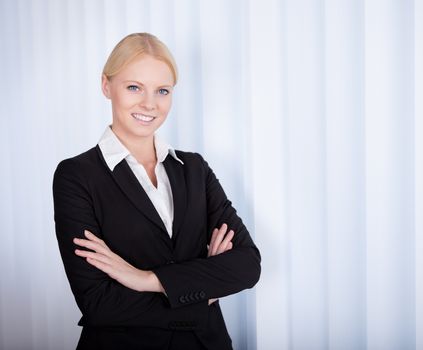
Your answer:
[101,55,174,141]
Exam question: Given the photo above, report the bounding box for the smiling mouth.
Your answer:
[131,113,156,122]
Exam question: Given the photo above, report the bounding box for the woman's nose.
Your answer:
[138,91,155,111]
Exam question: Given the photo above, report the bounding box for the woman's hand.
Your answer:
[74,230,164,293]
[74,225,233,303]
[207,223,234,305]
[208,223,234,257]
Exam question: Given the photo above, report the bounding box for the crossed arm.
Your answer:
[73,223,235,304]
[53,154,260,327]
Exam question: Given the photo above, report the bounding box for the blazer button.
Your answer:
[199,291,206,299]
[179,296,186,304]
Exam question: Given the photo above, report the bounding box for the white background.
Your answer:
[0,0,422,349]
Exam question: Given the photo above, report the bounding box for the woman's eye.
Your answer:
[127,85,139,91]
[158,88,169,95]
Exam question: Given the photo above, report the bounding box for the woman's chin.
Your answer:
[129,128,156,139]
[113,121,158,140]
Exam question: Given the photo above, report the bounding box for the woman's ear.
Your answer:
[101,74,111,99]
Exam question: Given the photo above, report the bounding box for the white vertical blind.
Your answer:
[249,0,288,348]
[416,2,423,350]
[0,0,421,349]
[365,1,415,349]
[325,1,366,349]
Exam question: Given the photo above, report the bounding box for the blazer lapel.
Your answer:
[95,145,168,235]
[163,154,187,239]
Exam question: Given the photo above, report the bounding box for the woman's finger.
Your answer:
[210,228,219,246]
[73,238,109,256]
[73,237,111,257]
[208,228,219,257]
[86,255,138,289]
[84,230,108,248]
[211,223,228,255]
[210,223,228,256]
[75,249,111,264]
[216,230,234,255]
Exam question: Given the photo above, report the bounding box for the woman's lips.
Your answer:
[131,113,156,124]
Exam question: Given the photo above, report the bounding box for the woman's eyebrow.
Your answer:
[123,80,173,88]
[123,80,144,85]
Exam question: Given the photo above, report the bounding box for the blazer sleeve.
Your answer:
[52,158,209,328]
[152,153,261,308]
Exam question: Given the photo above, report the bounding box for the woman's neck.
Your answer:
[111,125,157,165]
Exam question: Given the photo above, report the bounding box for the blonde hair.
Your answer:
[102,33,178,84]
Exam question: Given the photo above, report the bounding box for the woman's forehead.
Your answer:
[115,56,175,85]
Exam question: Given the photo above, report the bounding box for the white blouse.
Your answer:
[97,124,184,237]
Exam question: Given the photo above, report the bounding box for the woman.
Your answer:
[52,32,261,350]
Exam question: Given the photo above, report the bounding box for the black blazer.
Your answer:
[52,144,261,350]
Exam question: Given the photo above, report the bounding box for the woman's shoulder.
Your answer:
[172,150,218,182]
[174,149,201,162]
[173,149,209,169]
[54,146,102,181]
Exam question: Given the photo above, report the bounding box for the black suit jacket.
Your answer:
[52,145,261,350]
